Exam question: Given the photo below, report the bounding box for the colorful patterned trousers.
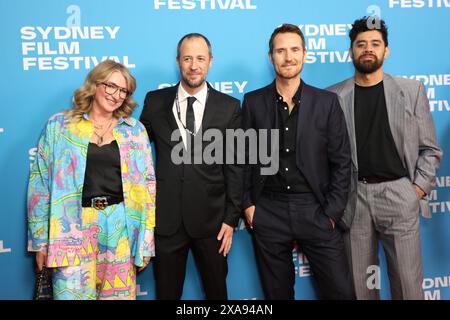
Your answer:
[52,203,136,300]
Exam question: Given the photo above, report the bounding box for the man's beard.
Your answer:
[353,54,384,74]
[182,74,206,89]
[275,64,303,80]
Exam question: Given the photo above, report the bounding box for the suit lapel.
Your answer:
[200,83,217,131]
[258,82,277,173]
[164,85,179,131]
[383,74,405,163]
[295,82,326,204]
[264,81,277,129]
[340,78,359,169]
[296,82,310,150]
[162,84,181,147]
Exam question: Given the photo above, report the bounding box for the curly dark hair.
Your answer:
[349,16,388,48]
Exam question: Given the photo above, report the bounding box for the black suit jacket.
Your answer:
[242,81,351,226]
[140,83,243,238]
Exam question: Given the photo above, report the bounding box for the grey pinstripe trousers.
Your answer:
[344,177,424,300]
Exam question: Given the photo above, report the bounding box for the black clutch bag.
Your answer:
[34,267,53,300]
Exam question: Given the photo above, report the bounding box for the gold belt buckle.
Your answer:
[92,197,108,210]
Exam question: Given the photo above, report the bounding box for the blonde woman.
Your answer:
[28,60,155,300]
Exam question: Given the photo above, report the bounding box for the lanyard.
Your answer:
[174,86,209,136]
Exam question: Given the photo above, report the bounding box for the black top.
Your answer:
[263,82,312,194]
[354,81,407,179]
[82,140,124,199]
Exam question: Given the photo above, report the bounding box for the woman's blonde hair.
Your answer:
[67,60,137,120]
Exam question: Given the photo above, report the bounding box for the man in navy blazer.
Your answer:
[242,24,354,299]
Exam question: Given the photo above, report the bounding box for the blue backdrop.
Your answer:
[1,0,449,300]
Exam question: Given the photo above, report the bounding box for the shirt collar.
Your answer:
[275,80,303,104]
[178,82,208,106]
[118,117,135,126]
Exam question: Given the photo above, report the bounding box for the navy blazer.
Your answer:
[242,81,351,228]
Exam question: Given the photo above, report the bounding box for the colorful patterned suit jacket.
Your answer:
[27,112,156,267]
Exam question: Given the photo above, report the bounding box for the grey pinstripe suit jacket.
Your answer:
[327,73,442,229]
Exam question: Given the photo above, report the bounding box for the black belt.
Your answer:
[358,176,399,184]
[82,196,123,210]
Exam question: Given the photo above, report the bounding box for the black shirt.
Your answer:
[82,140,124,199]
[263,82,312,194]
[354,81,407,179]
